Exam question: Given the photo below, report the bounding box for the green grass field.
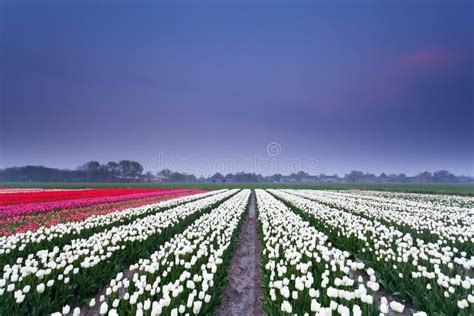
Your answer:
[1,182,473,196]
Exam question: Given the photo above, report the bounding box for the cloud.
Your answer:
[397,48,464,71]
[307,47,472,112]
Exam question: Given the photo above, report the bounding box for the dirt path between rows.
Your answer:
[216,192,265,316]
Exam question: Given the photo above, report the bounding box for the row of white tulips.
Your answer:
[0,190,224,258]
[55,189,251,316]
[284,189,473,248]
[320,189,473,222]
[256,189,418,315]
[0,189,238,315]
[337,190,474,209]
[269,189,474,314]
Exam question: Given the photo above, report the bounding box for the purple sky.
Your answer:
[1,1,473,176]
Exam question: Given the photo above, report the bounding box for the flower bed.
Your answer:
[269,189,474,315]
[257,189,417,315]
[0,188,172,206]
[285,189,474,254]
[0,189,205,236]
[0,190,223,271]
[58,189,251,316]
[0,189,238,315]
[0,189,196,218]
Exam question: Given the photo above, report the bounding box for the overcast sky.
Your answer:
[1,1,473,176]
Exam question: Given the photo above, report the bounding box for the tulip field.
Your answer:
[0,188,204,235]
[258,189,473,316]
[0,187,473,315]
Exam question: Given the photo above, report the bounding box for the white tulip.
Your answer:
[281,300,292,313]
[99,302,108,314]
[62,305,70,314]
[192,300,202,314]
[389,301,405,313]
[310,299,320,312]
[37,283,45,294]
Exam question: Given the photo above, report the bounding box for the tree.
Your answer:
[106,161,120,176]
[119,160,143,178]
[159,169,172,177]
[288,171,309,181]
[79,161,100,172]
[270,173,282,183]
[345,170,365,182]
[399,173,407,183]
[210,173,225,183]
[417,171,433,183]
[296,171,309,178]
[433,170,455,183]
[78,161,101,181]
[378,173,389,182]
[168,172,186,182]
[158,171,195,182]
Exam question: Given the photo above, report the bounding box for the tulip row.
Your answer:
[269,189,474,315]
[322,190,473,221]
[284,189,473,254]
[0,188,177,206]
[0,190,223,270]
[56,189,251,316]
[0,189,199,218]
[0,190,202,236]
[0,189,238,315]
[256,189,416,315]
[338,190,474,209]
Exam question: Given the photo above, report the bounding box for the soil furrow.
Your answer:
[216,192,265,316]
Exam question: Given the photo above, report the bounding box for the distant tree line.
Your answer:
[0,160,144,183]
[205,170,473,184]
[0,162,472,183]
[339,170,471,184]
